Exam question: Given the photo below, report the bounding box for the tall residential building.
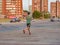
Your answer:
[42,0,48,12]
[0,0,2,14]
[32,0,48,12]
[51,0,60,17]
[2,0,6,15]
[32,0,41,12]
[2,0,23,17]
[50,2,56,17]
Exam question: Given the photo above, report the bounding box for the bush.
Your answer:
[41,11,50,19]
[32,10,42,19]
[44,12,50,19]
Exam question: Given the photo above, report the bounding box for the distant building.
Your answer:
[50,2,56,17]
[32,0,48,12]
[2,0,23,18]
[50,0,60,17]
[32,0,41,12]
[42,0,48,12]
[0,0,2,14]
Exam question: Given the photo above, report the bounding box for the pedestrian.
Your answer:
[23,11,32,35]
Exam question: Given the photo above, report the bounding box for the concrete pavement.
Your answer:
[0,19,60,45]
[0,28,60,45]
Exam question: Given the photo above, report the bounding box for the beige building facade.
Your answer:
[32,0,48,12]
[51,0,60,17]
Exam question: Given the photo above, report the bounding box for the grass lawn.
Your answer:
[0,18,10,23]
[0,18,24,23]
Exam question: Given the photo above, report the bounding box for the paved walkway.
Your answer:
[0,28,60,45]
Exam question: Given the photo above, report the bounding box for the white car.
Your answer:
[50,17,60,22]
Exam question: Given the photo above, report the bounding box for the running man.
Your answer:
[23,12,32,35]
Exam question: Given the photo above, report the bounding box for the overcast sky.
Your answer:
[23,0,57,11]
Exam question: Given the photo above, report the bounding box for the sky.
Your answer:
[23,0,57,11]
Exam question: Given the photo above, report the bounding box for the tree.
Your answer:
[44,12,50,19]
[32,10,42,19]
[42,11,50,19]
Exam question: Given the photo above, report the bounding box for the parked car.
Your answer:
[50,16,55,22]
[50,16,60,22]
[10,18,21,22]
[57,17,60,22]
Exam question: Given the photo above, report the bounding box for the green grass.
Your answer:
[0,18,25,23]
[0,18,10,23]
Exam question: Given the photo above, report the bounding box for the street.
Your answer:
[0,20,60,45]
[0,20,60,32]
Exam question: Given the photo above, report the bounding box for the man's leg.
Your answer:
[27,26,31,35]
[23,23,31,35]
[23,30,25,34]
[23,27,28,34]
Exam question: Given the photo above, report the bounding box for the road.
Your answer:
[0,20,60,45]
[0,20,60,32]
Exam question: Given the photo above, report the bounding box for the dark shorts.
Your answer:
[27,23,31,27]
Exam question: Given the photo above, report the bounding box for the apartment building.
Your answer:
[51,0,60,17]
[32,0,48,12]
[2,0,23,18]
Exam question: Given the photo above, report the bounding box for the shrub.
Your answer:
[32,10,42,19]
[44,12,50,19]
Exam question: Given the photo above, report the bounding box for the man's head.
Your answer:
[28,12,30,15]
[23,11,30,16]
